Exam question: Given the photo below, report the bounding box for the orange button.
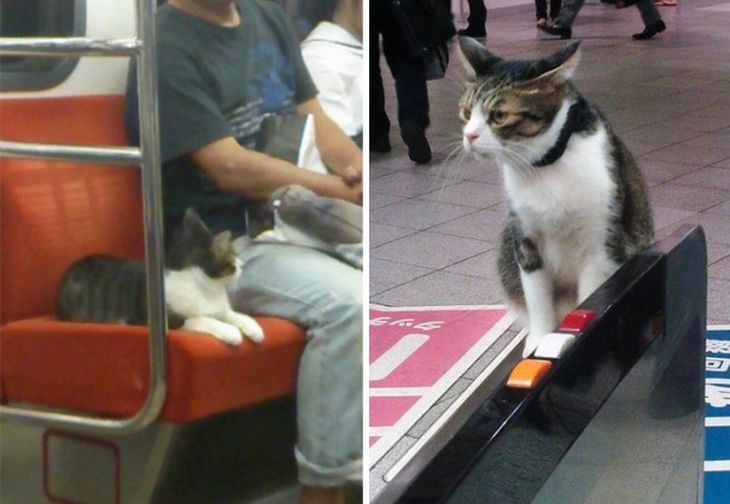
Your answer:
[507,359,553,389]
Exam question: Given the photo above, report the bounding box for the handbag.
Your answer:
[246,122,363,265]
[255,113,326,174]
[389,0,455,58]
[423,42,449,81]
[389,0,454,80]
[245,113,327,237]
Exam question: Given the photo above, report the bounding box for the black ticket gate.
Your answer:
[377,225,706,504]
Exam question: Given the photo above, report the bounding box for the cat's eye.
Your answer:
[489,110,508,125]
[460,108,471,122]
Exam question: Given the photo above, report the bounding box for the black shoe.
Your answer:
[402,128,432,164]
[538,23,572,39]
[371,136,391,153]
[457,26,487,38]
[632,20,666,40]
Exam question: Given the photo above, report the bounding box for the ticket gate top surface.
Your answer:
[374,225,706,504]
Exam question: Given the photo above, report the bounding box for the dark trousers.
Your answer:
[535,0,562,20]
[466,0,487,28]
[370,0,430,141]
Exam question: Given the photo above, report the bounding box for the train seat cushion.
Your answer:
[0,95,307,420]
[0,317,305,422]
[0,95,143,324]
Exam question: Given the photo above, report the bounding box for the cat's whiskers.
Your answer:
[431,144,469,202]
[492,145,538,176]
[434,139,466,178]
[503,140,545,165]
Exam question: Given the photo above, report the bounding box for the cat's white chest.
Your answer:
[503,129,616,280]
[164,268,232,318]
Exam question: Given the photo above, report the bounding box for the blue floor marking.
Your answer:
[706,327,730,503]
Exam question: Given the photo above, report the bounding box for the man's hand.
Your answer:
[340,165,362,186]
[326,175,362,205]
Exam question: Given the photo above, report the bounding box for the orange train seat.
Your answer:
[0,95,306,422]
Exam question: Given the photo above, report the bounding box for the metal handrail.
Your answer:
[0,141,142,166]
[0,37,141,57]
[0,0,167,436]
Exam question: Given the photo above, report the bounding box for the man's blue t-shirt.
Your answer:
[126,0,317,237]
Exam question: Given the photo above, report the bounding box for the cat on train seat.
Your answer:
[57,208,264,345]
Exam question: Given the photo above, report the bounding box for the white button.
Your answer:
[534,332,576,359]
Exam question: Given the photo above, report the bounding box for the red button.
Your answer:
[507,359,553,389]
[559,309,597,332]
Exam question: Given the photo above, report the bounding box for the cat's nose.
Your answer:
[465,133,479,143]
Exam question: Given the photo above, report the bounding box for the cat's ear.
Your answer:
[458,37,502,78]
[520,42,581,91]
[183,207,209,232]
[212,230,232,255]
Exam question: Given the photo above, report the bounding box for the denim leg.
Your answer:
[636,0,661,25]
[229,242,363,487]
[557,0,586,27]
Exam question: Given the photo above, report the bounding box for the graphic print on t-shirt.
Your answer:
[227,37,298,149]
[226,99,264,148]
[251,40,296,115]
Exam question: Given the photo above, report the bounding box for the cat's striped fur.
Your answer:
[57,208,263,345]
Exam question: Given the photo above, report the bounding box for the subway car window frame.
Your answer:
[0,0,86,91]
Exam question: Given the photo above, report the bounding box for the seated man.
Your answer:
[125,1,363,502]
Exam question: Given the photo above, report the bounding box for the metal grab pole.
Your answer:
[0,141,142,165]
[135,0,168,434]
[0,0,167,436]
[0,37,141,57]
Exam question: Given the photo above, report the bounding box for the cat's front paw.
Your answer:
[211,323,244,347]
[522,332,544,358]
[228,312,265,343]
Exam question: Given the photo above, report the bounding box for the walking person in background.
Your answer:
[459,0,487,37]
[535,0,562,28]
[539,0,665,40]
[371,0,430,162]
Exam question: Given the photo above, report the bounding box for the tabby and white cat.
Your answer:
[458,38,653,357]
[57,208,264,346]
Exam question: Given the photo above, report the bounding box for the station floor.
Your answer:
[370,0,730,498]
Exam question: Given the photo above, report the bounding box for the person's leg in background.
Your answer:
[539,0,586,38]
[377,0,432,164]
[230,243,363,504]
[535,0,549,26]
[459,0,487,37]
[632,0,666,39]
[549,0,562,24]
[370,0,391,152]
[383,48,431,164]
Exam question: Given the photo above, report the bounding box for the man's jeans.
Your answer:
[229,241,363,486]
